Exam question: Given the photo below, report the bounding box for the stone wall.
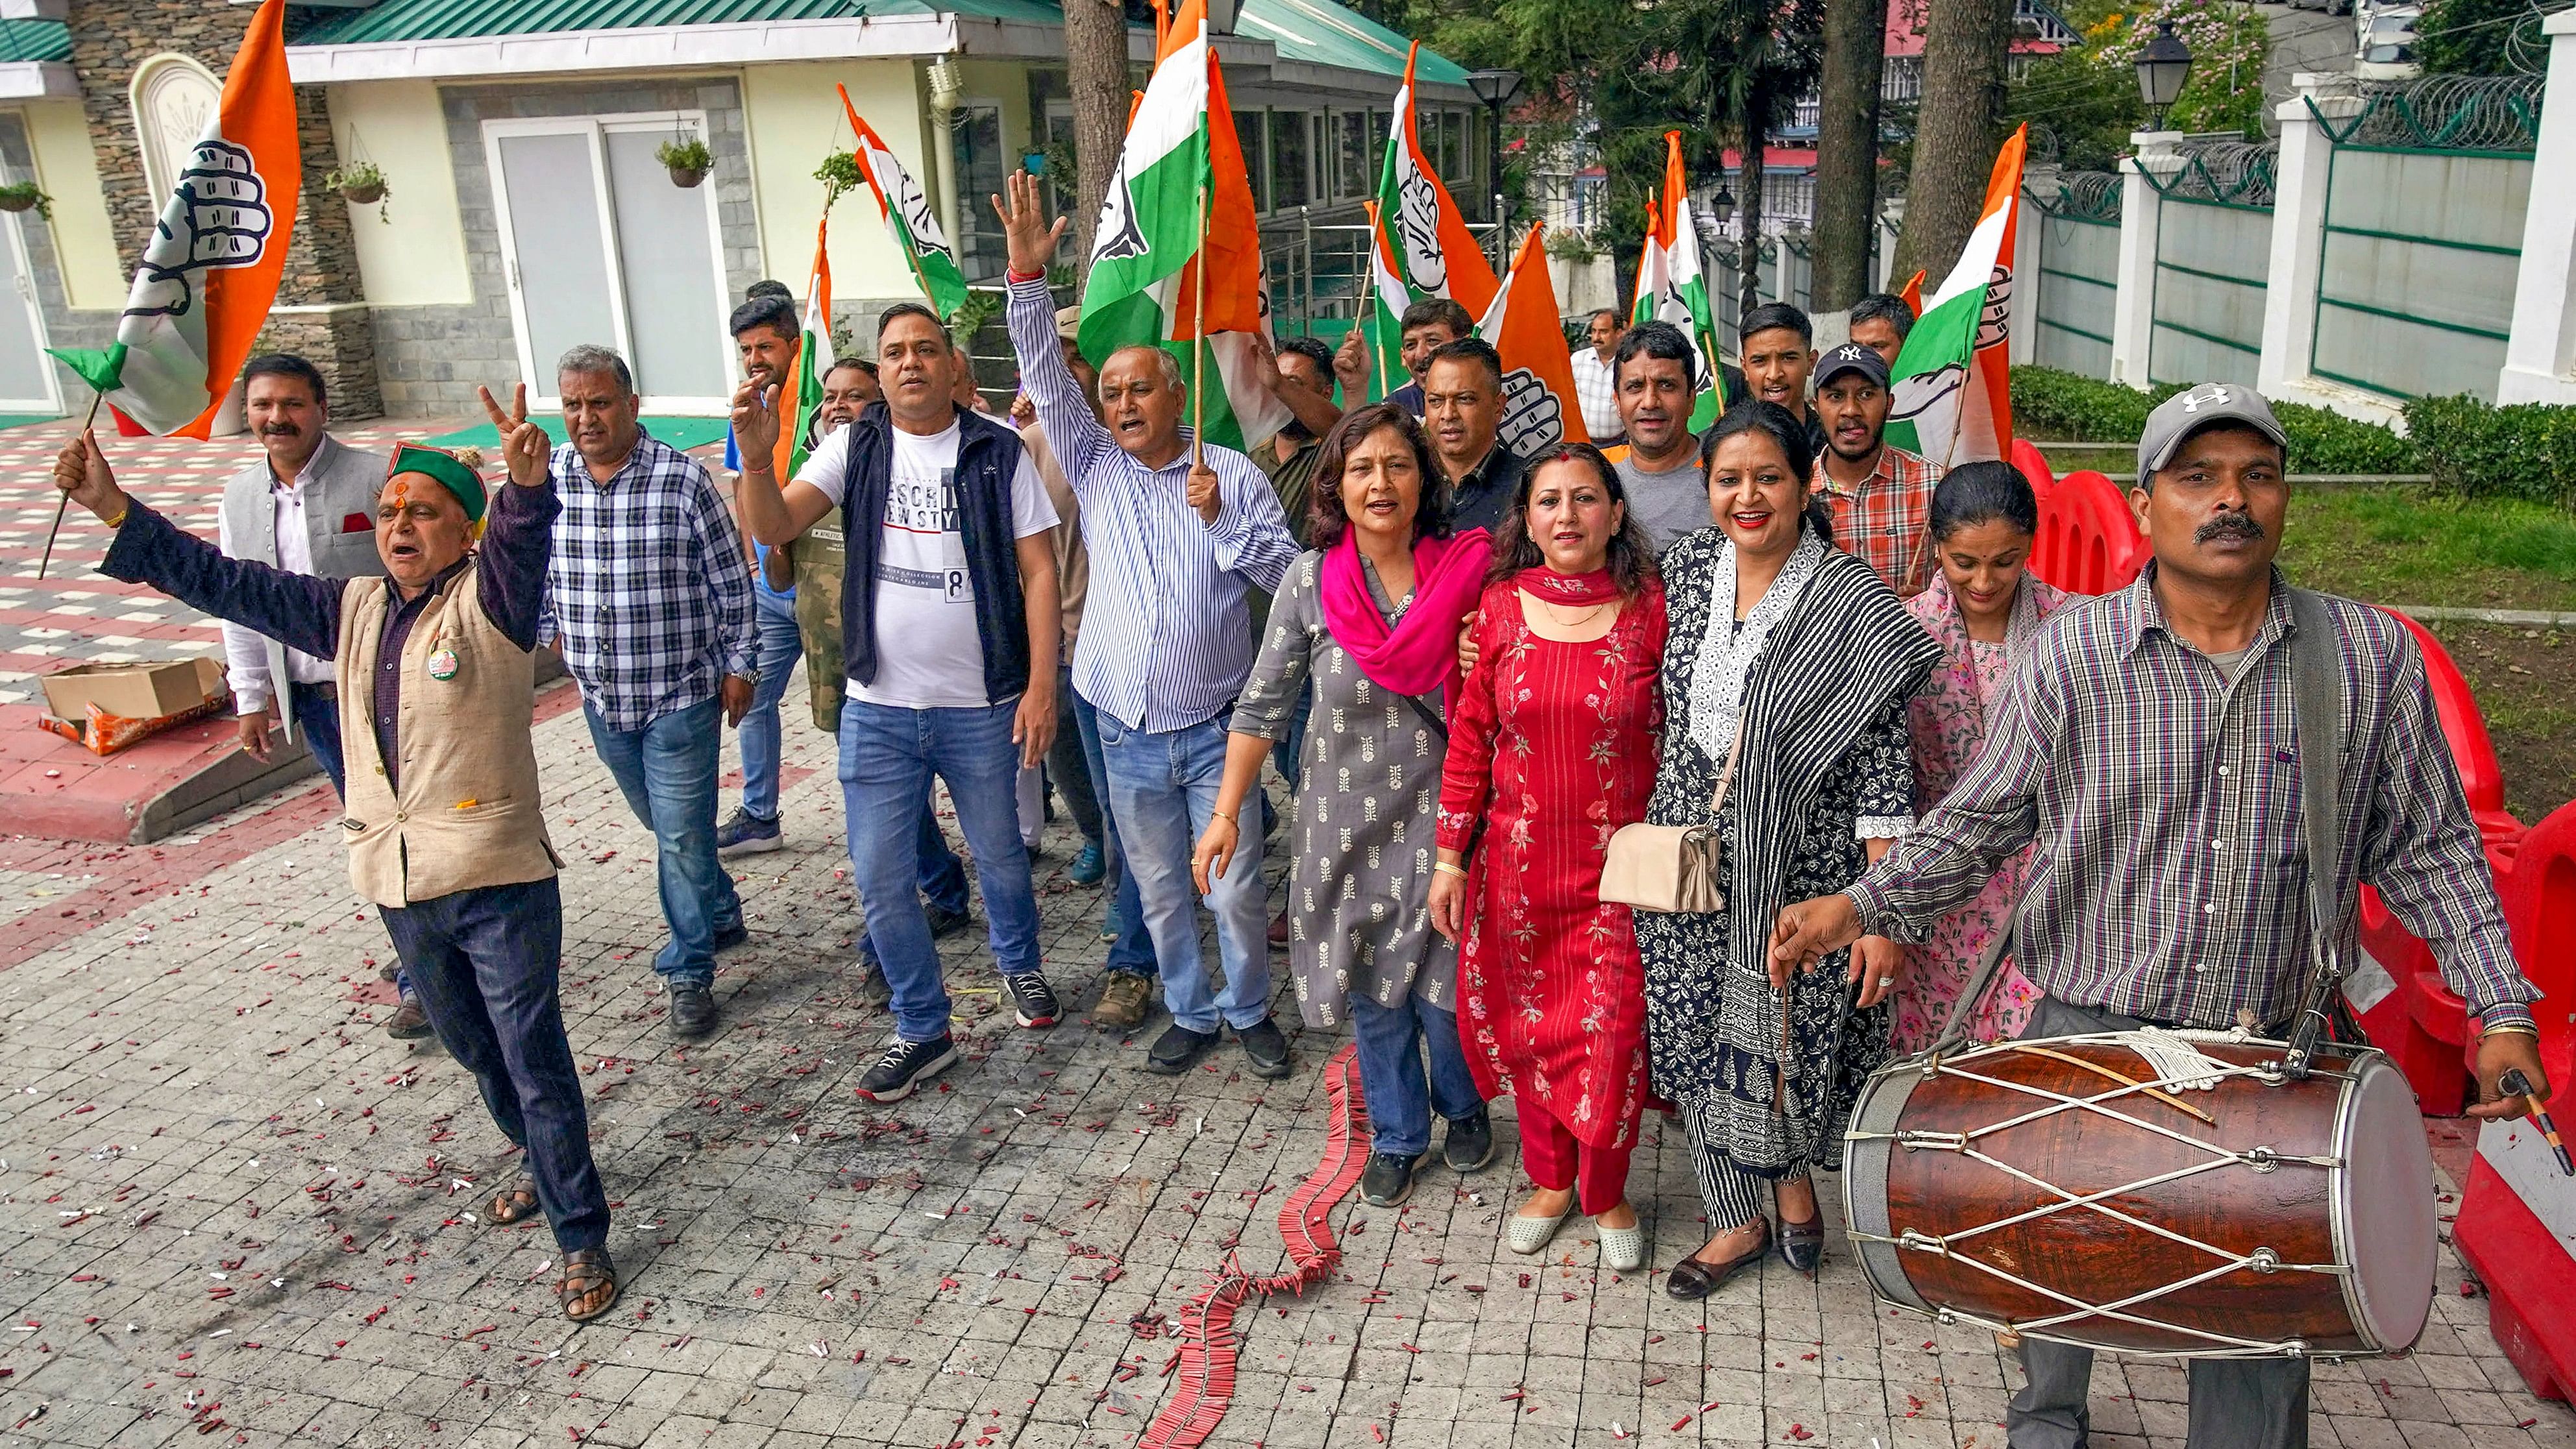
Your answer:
[60,1,380,419]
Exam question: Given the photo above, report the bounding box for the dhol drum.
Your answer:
[1842,1029,2436,1359]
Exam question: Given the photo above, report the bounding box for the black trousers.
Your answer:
[383,876,609,1254]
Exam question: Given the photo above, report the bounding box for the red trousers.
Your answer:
[1515,1091,1634,1216]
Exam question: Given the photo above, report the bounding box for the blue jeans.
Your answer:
[585,696,743,988]
[289,681,345,796]
[840,699,1042,1043]
[1093,713,1270,1032]
[383,877,607,1254]
[1069,688,1155,977]
[734,589,803,821]
[1273,682,1314,794]
[1349,993,1484,1158]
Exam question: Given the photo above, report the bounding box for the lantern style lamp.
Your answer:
[2135,20,2193,132]
[1713,184,1737,228]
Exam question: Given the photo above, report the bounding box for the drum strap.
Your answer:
[2283,585,2361,1071]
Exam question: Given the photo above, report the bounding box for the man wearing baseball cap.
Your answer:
[52,387,625,1324]
[1808,341,1941,596]
[1771,380,2547,1449]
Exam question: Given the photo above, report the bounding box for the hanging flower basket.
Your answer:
[667,165,707,189]
[657,136,714,189]
[322,163,389,218]
[0,182,47,216]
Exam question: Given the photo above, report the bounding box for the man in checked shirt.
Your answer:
[1772,383,2547,1449]
[541,345,759,1043]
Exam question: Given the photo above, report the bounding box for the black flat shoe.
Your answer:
[1664,1222,1772,1301]
[1778,1210,1826,1276]
[1360,1151,1418,1208]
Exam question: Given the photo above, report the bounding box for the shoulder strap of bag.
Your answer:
[2283,585,2353,1066]
[1709,724,1745,815]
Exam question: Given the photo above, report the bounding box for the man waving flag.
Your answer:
[48,0,297,437]
[1076,0,1286,450]
[840,90,969,321]
[1366,42,1500,400]
[1887,125,2026,468]
[769,217,835,484]
[1630,130,1724,429]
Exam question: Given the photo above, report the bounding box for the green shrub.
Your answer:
[2404,394,2576,509]
[2009,365,2420,474]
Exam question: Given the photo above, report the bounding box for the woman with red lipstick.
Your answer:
[1636,400,1939,1295]
[1885,463,2066,1054]
[1428,444,1664,1275]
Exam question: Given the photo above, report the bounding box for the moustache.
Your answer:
[2195,513,2265,545]
[259,424,303,436]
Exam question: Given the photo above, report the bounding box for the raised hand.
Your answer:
[53,429,129,525]
[1332,328,1369,400]
[1186,461,1221,526]
[729,374,781,467]
[990,171,1068,279]
[477,383,550,488]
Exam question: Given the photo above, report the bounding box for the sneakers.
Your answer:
[1091,971,1155,1030]
[1360,1151,1419,1208]
[855,1035,958,1102]
[1235,1017,1293,1079]
[1442,1110,1495,1173]
[1145,1023,1219,1075]
[715,808,783,857]
[926,903,974,939]
[384,997,434,1040]
[669,984,718,1040]
[1003,972,1061,1029]
[1069,840,1107,886]
[1099,900,1122,944]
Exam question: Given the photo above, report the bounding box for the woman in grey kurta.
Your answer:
[1193,404,1498,1208]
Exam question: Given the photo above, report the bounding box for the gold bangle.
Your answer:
[1432,861,1469,880]
[102,505,128,529]
[2481,1020,2540,1039]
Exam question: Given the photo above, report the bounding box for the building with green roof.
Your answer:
[0,0,1477,419]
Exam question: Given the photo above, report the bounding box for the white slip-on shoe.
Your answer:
[1507,1206,1572,1256]
[1599,1219,1647,1274]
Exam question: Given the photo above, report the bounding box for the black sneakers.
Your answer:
[1443,1110,1495,1173]
[855,1036,957,1102]
[1236,1017,1293,1080]
[1003,972,1060,1029]
[669,984,718,1040]
[1145,1023,1219,1075]
[1360,1152,1419,1208]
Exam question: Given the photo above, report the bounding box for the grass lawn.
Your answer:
[2275,487,2576,614]
[2416,622,2573,826]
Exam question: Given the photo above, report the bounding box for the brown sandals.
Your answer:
[486,1182,542,1224]
[558,1248,621,1322]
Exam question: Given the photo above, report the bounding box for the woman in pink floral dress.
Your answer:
[1887,463,2068,1054]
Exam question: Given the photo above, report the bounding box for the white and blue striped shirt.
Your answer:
[1009,277,1297,733]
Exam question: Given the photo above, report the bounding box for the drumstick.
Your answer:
[2007,1043,2219,1126]
[2501,1069,2573,1176]
[38,390,108,582]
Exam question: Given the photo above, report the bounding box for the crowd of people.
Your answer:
[47,167,2552,1449]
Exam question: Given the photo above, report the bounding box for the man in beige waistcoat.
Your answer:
[50,387,622,1324]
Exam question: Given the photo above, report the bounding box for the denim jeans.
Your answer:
[288,681,346,796]
[585,695,743,988]
[1349,993,1483,1158]
[384,877,608,1254]
[840,698,1042,1043]
[1048,666,1103,847]
[1273,681,1314,795]
[1092,712,1268,1031]
[1069,688,1155,977]
[734,588,803,822]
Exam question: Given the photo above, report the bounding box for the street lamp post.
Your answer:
[2135,20,2194,132]
[1466,66,1524,253]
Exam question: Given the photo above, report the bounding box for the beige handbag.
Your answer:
[1600,727,1743,914]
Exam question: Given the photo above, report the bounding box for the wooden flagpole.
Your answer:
[38,389,110,583]
[1191,166,1208,467]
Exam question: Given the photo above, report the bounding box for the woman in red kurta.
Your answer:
[1430,445,1665,1275]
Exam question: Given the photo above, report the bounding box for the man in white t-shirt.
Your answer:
[731,302,1064,1103]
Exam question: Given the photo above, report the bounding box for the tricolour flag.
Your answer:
[1077,0,1286,451]
[47,0,297,437]
[840,88,968,321]
[1887,126,2025,468]
[1365,42,1499,400]
[1629,131,1725,429]
[770,217,835,483]
[1475,225,1589,455]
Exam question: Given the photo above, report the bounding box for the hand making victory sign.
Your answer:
[476,382,554,489]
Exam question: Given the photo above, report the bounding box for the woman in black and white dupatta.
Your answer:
[1636,401,1941,1300]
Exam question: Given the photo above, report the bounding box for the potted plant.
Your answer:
[814,149,862,209]
[658,135,714,189]
[0,181,49,218]
[322,162,389,221]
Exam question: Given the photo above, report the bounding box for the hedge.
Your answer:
[2007,366,2420,474]
[2402,395,2576,509]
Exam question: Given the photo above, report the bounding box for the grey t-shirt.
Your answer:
[1616,452,1713,555]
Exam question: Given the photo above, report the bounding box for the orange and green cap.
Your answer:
[388,443,489,523]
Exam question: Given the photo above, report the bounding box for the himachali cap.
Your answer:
[2137,382,2290,480]
[387,443,489,524]
[1814,341,1889,391]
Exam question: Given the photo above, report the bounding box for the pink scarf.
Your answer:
[1321,526,1493,702]
[1514,566,1623,604]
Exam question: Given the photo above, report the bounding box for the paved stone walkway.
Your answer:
[1,691,2570,1449]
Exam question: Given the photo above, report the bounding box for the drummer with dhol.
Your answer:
[1770,382,2547,1449]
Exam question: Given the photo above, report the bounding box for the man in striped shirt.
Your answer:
[1771,382,2545,1449]
[995,173,1302,1082]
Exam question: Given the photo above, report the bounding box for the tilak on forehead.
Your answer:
[387,443,489,522]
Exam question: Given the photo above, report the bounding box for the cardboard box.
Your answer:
[41,658,227,722]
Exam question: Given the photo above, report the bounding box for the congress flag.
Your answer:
[770,217,835,484]
[1630,132,1725,429]
[1366,41,1499,399]
[1887,127,2025,468]
[1077,0,1286,450]
[1475,225,1588,454]
[47,0,298,437]
[840,90,968,321]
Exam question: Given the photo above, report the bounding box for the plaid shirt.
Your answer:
[1811,443,1940,597]
[539,429,757,732]
[1849,566,2536,1032]
[1568,345,1622,443]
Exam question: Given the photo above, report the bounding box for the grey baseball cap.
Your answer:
[2137,382,2288,480]
[1813,341,1890,391]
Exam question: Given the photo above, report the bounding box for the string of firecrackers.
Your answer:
[1140,1043,1373,1449]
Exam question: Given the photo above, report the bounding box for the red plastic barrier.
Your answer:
[2028,469,2150,596]
[2390,612,2511,820]
[2009,437,2056,507]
